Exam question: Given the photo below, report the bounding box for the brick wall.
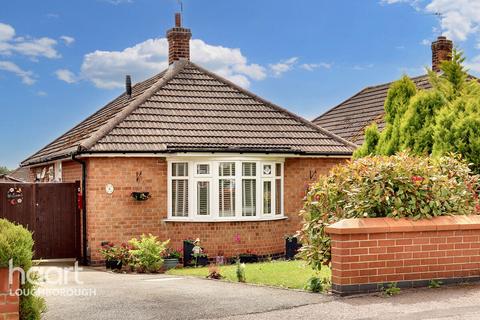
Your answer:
[326,216,480,295]
[85,156,344,263]
[0,269,19,320]
[62,161,82,184]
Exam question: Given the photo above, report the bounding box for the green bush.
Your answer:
[304,277,324,293]
[298,154,480,271]
[0,219,34,269]
[128,234,168,273]
[0,219,45,320]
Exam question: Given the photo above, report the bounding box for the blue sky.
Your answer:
[1,0,479,168]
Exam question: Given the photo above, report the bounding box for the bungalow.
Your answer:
[21,14,354,264]
[313,36,454,145]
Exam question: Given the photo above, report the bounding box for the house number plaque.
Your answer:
[7,187,23,206]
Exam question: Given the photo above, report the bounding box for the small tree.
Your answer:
[0,166,10,175]
[355,49,480,172]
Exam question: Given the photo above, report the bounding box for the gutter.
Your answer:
[72,152,88,266]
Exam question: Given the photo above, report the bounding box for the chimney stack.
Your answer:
[166,13,192,65]
[125,75,132,97]
[431,36,453,72]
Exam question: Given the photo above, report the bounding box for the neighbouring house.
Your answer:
[21,13,354,264]
[313,36,454,146]
[0,167,30,182]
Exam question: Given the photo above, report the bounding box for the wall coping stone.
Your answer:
[325,215,480,235]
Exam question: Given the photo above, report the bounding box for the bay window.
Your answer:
[168,158,284,221]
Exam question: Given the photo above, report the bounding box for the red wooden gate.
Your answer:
[0,182,81,260]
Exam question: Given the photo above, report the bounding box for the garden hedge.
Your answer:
[298,153,480,271]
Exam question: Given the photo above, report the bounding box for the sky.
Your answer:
[1,0,480,169]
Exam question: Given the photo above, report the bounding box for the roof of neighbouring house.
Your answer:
[312,74,432,145]
[7,167,31,182]
[21,60,355,166]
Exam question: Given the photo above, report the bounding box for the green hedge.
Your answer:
[298,154,480,270]
[0,219,45,320]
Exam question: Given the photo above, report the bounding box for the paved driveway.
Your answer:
[38,266,327,320]
[38,266,480,320]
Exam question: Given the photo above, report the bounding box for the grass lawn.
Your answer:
[166,260,330,290]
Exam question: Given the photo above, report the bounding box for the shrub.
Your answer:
[298,153,480,271]
[128,234,168,273]
[304,277,324,293]
[0,219,45,320]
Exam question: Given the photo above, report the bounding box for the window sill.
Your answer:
[163,216,288,223]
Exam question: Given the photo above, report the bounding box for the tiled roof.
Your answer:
[22,60,354,166]
[312,75,432,145]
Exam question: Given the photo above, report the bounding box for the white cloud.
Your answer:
[353,63,374,71]
[0,60,35,84]
[37,90,47,96]
[60,36,75,46]
[55,69,77,83]
[269,57,298,77]
[0,23,15,41]
[79,38,267,89]
[425,0,480,42]
[300,62,332,71]
[0,22,60,59]
[421,39,431,45]
[382,0,480,42]
[45,13,60,19]
[100,0,133,4]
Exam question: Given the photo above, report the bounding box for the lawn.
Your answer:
[166,260,330,290]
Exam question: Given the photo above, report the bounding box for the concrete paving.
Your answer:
[37,266,480,320]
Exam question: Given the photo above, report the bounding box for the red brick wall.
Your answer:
[62,161,82,184]
[85,156,345,263]
[326,216,480,295]
[0,269,19,320]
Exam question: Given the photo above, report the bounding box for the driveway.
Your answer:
[38,266,480,320]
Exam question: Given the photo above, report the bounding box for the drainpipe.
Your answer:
[72,153,88,266]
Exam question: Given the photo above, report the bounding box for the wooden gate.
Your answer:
[0,182,81,260]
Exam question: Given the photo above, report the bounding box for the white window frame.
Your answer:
[167,157,285,222]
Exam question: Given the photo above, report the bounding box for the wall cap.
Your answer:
[325,215,480,235]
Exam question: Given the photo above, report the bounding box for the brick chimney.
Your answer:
[166,13,192,65]
[431,36,453,72]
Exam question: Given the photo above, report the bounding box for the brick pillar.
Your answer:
[166,13,192,65]
[0,269,19,320]
[431,36,453,72]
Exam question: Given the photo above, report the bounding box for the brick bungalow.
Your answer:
[21,14,354,264]
[313,36,455,145]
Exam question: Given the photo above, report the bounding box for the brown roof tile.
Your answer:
[312,75,431,145]
[22,61,354,166]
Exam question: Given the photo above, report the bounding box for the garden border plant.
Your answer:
[298,153,480,271]
[0,218,46,320]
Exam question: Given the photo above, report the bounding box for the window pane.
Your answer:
[275,163,282,177]
[219,162,235,176]
[242,179,256,216]
[172,163,188,177]
[172,179,188,217]
[197,181,210,215]
[275,179,282,215]
[197,164,210,175]
[219,179,235,217]
[242,162,256,177]
[263,181,272,214]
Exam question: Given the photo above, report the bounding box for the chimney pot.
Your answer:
[175,12,181,27]
[431,36,453,72]
[125,75,132,97]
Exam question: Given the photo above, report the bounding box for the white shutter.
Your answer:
[197,181,210,215]
[263,180,272,214]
